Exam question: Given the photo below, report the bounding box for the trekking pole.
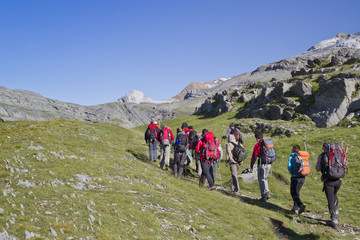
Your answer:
[344,140,350,167]
[303,139,307,152]
[217,161,223,188]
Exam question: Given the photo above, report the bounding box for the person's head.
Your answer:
[254,131,263,140]
[229,123,234,129]
[181,122,188,129]
[161,124,166,129]
[202,129,208,136]
[154,121,157,124]
[188,126,193,130]
[150,120,154,124]
[322,142,331,152]
[292,145,301,153]
[177,127,182,133]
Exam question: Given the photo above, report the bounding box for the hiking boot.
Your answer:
[260,196,267,202]
[330,219,338,230]
[299,204,306,214]
[290,208,299,214]
[209,186,216,191]
[265,192,271,200]
[165,166,169,171]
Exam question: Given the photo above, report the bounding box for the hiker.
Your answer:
[173,127,188,178]
[287,145,307,214]
[226,134,243,195]
[223,123,243,144]
[195,129,216,190]
[181,122,193,166]
[157,124,174,170]
[144,121,160,162]
[249,131,272,202]
[316,143,343,229]
[194,132,202,176]
[187,126,198,167]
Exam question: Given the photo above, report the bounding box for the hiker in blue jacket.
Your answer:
[287,145,306,214]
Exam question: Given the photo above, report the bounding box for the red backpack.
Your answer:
[201,132,217,161]
[159,126,171,145]
[148,124,159,140]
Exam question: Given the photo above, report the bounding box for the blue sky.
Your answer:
[1,1,359,106]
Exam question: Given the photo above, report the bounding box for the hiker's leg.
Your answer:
[258,164,266,197]
[263,164,271,194]
[148,142,153,162]
[164,145,171,167]
[173,152,179,175]
[291,177,304,209]
[201,160,214,187]
[332,179,342,220]
[196,152,202,176]
[210,162,216,185]
[230,163,239,193]
[159,144,165,168]
[186,148,193,165]
[153,140,158,161]
[178,152,187,178]
[324,180,338,220]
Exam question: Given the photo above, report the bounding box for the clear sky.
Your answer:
[1,0,359,106]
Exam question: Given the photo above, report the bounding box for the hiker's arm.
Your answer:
[315,154,322,172]
[287,155,293,173]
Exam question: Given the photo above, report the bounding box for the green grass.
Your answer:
[0,118,359,239]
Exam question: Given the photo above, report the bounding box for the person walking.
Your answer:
[223,123,243,144]
[173,127,188,178]
[226,134,242,195]
[316,143,342,229]
[157,124,174,170]
[186,126,197,167]
[195,129,216,190]
[287,145,306,214]
[249,131,272,202]
[144,121,160,162]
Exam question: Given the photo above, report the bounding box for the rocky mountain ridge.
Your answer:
[1,32,360,128]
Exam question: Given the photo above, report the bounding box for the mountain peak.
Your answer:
[308,32,360,51]
[118,90,173,104]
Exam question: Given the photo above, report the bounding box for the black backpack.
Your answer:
[188,130,197,145]
[231,142,248,163]
[175,134,188,152]
[321,142,348,180]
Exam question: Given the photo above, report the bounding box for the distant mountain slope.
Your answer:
[1,32,359,128]
[172,78,230,100]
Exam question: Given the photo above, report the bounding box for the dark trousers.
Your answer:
[290,177,305,210]
[148,140,158,162]
[324,179,342,220]
[200,160,214,187]
[174,151,187,178]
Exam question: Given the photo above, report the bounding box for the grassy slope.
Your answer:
[0,118,359,239]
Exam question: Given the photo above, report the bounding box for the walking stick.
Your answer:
[217,161,223,188]
[303,139,307,152]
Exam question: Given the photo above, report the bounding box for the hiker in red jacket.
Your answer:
[157,124,174,170]
[195,129,216,190]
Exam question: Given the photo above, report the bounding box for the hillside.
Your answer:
[1,117,359,239]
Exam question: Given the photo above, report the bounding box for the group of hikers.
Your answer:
[144,121,348,230]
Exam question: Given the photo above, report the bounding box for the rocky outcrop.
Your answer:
[310,78,356,127]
